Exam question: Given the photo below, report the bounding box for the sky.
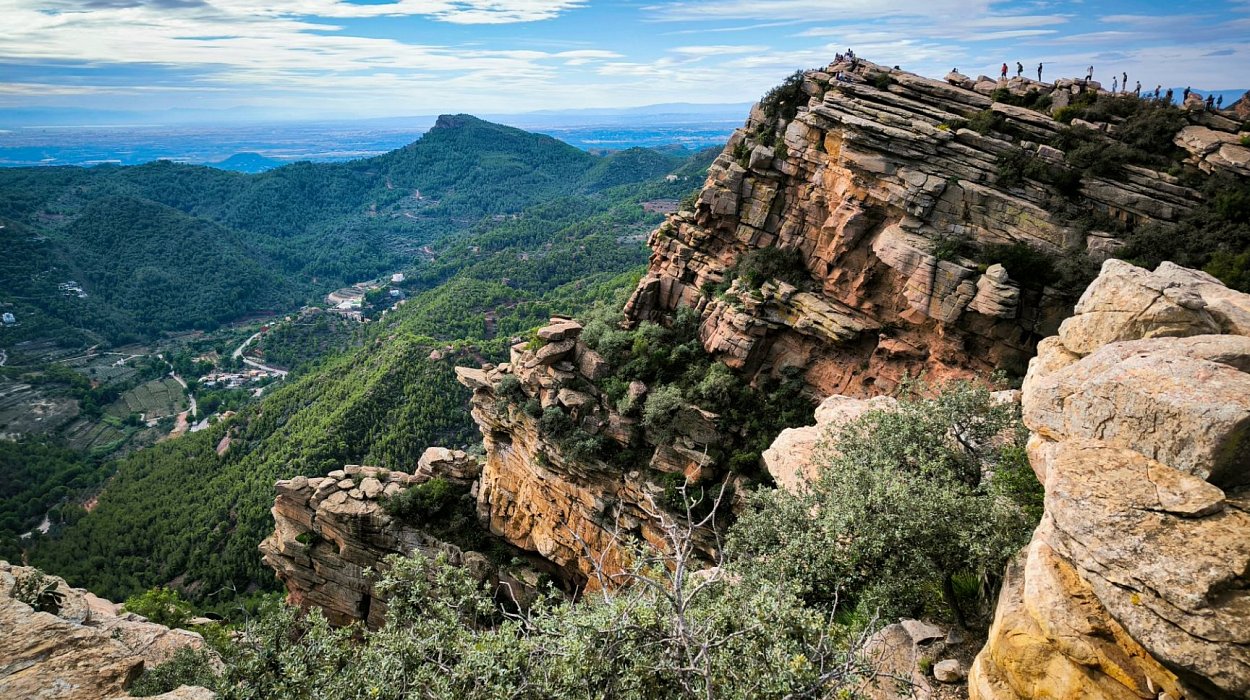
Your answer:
[2,0,1248,120]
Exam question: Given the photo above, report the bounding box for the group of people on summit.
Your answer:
[996,61,1227,110]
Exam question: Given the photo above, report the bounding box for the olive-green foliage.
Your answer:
[168,549,874,700]
[129,647,220,697]
[123,586,194,628]
[1124,172,1250,291]
[990,87,1052,112]
[967,109,1008,135]
[578,304,813,478]
[760,70,808,123]
[735,247,808,289]
[382,477,460,526]
[729,380,1041,625]
[13,569,65,614]
[996,149,1082,197]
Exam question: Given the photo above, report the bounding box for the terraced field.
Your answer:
[61,417,129,454]
[106,377,187,421]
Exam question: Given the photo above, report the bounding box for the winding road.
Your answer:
[232,331,289,377]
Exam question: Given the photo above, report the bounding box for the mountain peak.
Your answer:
[431,113,485,130]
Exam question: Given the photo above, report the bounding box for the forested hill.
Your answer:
[0,115,699,344]
[21,135,718,605]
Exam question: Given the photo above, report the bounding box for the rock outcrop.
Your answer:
[0,561,212,700]
[624,58,1211,398]
[260,458,556,628]
[970,260,1250,700]
[457,320,723,589]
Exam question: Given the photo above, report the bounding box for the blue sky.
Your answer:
[2,0,1248,118]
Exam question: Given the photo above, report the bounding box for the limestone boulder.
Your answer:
[763,394,898,492]
[972,260,1250,700]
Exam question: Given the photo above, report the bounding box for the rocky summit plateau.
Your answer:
[4,53,1249,700]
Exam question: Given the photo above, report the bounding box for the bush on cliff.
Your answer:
[729,380,1040,626]
[760,70,807,123]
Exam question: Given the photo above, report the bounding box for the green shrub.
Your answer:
[760,70,807,123]
[729,380,1041,626]
[123,587,193,628]
[734,247,807,289]
[496,374,525,403]
[129,647,219,696]
[967,109,1007,135]
[1052,105,1079,124]
[641,385,685,442]
[382,477,459,525]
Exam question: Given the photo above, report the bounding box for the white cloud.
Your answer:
[645,0,993,23]
[670,45,769,56]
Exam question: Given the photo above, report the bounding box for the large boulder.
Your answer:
[971,260,1250,700]
[0,562,213,700]
[763,394,898,492]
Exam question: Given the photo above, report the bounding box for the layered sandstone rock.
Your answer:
[455,319,723,589]
[624,59,1211,398]
[260,461,554,628]
[0,561,212,700]
[970,260,1250,700]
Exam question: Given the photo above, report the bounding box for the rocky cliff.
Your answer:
[970,260,1250,700]
[623,58,1234,397]
[0,561,213,700]
[455,319,723,590]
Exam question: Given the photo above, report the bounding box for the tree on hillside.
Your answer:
[729,380,1041,627]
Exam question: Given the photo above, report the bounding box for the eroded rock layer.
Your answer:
[623,59,1220,397]
[456,320,723,589]
[970,260,1250,700]
[260,454,555,628]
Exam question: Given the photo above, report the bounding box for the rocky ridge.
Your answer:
[624,58,1244,397]
[0,561,213,700]
[969,260,1250,700]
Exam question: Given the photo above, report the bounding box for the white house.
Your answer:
[391,273,405,284]
[2,312,15,325]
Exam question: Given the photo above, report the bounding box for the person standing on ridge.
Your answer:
[1122,71,1128,89]
[1112,76,1118,93]
[1135,80,1141,97]
[1037,62,1044,81]
[1165,88,1173,104]
[1207,94,1216,108]
[1217,95,1224,109]
[1086,65,1094,81]
[1183,86,1191,101]
[1016,61,1023,77]
[1001,62,1008,79]
[1154,85,1161,100]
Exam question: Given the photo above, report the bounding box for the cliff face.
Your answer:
[455,319,722,590]
[970,260,1250,700]
[0,561,212,700]
[624,59,1209,397]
